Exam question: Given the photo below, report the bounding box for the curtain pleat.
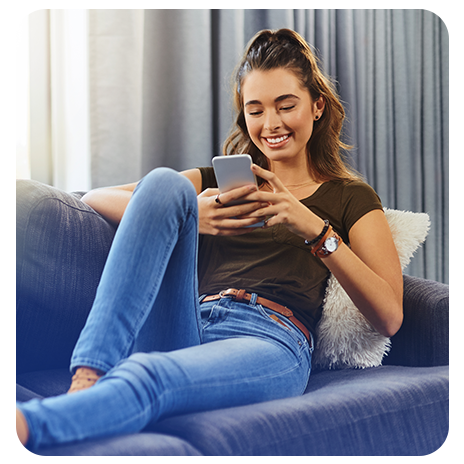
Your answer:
[88,9,448,283]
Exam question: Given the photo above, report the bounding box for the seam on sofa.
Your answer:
[38,196,105,218]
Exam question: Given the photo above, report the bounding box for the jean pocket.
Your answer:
[269,313,292,330]
[256,304,297,336]
[256,304,311,351]
[200,301,232,329]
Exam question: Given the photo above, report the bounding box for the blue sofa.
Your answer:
[16,179,449,456]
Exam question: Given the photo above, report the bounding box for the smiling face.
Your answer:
[242,68,323,166]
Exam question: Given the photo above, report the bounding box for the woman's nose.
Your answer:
[264,112,281,132]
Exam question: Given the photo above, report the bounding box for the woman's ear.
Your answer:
[313,95,326,121]
[314,95,326,115]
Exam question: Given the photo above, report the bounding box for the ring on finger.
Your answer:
[263,216,273,225]
[215,194,222,205]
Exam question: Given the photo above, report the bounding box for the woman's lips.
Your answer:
[263,133,292,149]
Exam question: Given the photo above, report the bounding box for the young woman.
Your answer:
[17,29,403,450]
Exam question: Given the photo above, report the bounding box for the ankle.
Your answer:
[73,366,105,377]
[68,366,105,394]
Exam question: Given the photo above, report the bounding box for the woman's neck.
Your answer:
[268,157,316,186]
[264,157,323,199]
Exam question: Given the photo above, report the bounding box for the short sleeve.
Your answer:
[341,181,384,234]
[198,167,217,192]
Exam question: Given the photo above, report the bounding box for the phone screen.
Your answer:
[212,154,257,194]
[212,154,264,227]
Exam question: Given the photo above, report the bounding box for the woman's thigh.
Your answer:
[111,331,311,423]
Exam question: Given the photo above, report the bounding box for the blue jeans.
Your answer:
[18,168,313,451]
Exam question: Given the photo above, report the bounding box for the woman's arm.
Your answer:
[80,170,203,226]
[248,164,403,337]
[81,183,138,226]
[323,210,403,337]
[81,168,263,233]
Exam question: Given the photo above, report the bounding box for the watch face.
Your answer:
[325,236,338,252]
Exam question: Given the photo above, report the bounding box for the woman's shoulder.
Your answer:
[321,178,381,202]
[340,179,381,203]
[309,178,383,237]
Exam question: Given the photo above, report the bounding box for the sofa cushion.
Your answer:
[16,369,71,401]
[147,365,448,456]
[16,180,116,374]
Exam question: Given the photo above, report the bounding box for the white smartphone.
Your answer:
[212,154,265,227]
[212,154,257,197]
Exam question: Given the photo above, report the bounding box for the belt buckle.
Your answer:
[219,289,239,300]
[219,290,234,299]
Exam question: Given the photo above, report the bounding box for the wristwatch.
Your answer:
[314,232,342,258]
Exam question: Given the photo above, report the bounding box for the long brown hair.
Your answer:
[223,28,360,182]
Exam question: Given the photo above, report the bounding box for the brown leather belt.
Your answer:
[202,288,311,344]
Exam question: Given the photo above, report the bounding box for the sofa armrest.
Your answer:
[16,180,116,374]
[383,274,449,367]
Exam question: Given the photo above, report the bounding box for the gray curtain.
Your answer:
[88,9,448,284]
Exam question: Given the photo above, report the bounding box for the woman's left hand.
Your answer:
[247,164,325,240]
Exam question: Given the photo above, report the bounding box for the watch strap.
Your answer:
[310,225,333,256]
[314,232,343,258]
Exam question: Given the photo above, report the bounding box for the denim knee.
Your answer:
[134,168,198,236]
[136,168,197,212]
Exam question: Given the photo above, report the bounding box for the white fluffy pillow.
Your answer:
[312,208,430,370]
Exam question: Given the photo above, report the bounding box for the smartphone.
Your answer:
[212,154,265,227]
[212,154,257,200]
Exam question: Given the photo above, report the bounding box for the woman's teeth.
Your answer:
[266,135,289,144]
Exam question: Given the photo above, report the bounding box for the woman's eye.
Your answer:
[248,110,262,116]
[280,105,295,111]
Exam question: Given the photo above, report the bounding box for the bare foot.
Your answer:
[16,409,29,446]
[68,367,104,394]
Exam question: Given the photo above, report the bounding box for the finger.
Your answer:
[245,205,278,221]
[261,215,277,228]
[215,184,258,206]
[242,190,278,204]
[221,200,270,219]
[251,164,285,192]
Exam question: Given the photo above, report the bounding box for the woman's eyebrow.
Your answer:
[275,94,300,103]
[245,94,300,107]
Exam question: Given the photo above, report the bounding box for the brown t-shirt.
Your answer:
[197,167,383,337]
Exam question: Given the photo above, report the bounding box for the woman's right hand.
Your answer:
[197,185,268,236]
[81,168,268,235]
